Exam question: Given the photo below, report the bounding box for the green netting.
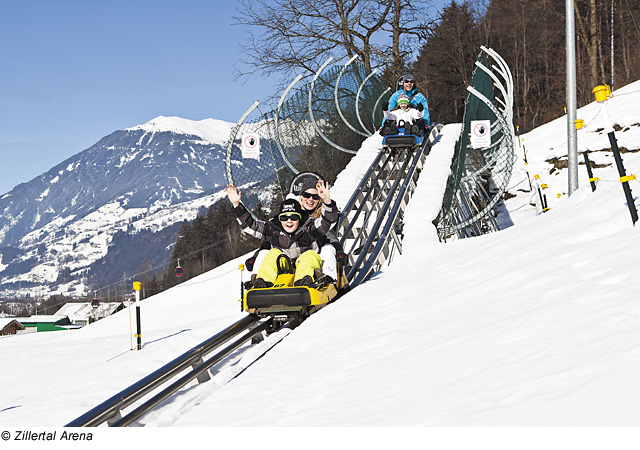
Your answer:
[225,59,391,213]
[436,49,516,240]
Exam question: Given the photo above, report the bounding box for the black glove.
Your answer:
[382,103,388,111]
[417,103,424,112]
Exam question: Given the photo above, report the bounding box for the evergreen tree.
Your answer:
[412,1,481,124]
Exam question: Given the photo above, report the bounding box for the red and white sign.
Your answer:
[470,120,491,149]
[241,133,260,160]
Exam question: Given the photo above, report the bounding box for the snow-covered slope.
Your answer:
[1,83,640,440]
[505,80,640,221]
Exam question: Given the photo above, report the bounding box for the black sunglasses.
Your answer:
[301,192,321,200]
[404,79,414,84]
[279,213,301,222]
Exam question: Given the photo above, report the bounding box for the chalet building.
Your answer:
[0,318,26,336]
[54,302,124,327]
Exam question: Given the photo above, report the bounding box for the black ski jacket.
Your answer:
[232,200,339,260]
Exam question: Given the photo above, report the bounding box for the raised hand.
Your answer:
[316,180,331,204]
[225,184,241,207]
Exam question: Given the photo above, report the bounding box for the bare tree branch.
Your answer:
[232,0,429,87]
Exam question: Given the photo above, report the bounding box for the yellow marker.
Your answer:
[534,174,540,180]
[557,193,562,198]
[541,184,548,189]
[589,177,600,182]
[239,264,245,271]
[133,282,143,350]
[621,175,636,183]
[574,119,585,130]
[592,85,612,103]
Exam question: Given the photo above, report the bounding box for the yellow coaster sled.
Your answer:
[241,253,347,323]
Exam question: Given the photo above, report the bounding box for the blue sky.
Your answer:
[0,0,447,195]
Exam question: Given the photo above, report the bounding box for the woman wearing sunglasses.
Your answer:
[291,172,343,285]
[226,179,338,288]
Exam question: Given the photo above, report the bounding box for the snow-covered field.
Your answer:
[2,82,640,448]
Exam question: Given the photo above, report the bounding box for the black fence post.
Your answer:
[133,281,142,350]
[593,85,638,225]
[583,152,597,192]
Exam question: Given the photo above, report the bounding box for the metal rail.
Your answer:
[66,315,268,427]
[350,142,429,287]
[336,129,435,288]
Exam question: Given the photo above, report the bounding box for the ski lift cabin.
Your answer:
[91,298,100,309]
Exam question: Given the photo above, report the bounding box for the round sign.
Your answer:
[473,123,488,137]
[243,134,258,148]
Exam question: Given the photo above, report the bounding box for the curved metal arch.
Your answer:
[475,61,509,115]
[372,87,391,128]
[274,74,304,175]
[482,46,514,97]
[461,86,510,181]
[308,57,358,155]
[225,100,260,185]
[334,55,369,137]
[355,69,378,135]
[481,45,515,126]
[437,47,517,240]
[449,85,515,231]
[461,137,506,182]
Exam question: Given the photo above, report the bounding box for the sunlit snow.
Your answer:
[1,82,640,443]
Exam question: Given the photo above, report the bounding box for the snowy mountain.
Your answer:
[0,116,243,298]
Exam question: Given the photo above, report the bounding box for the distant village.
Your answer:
[0,299,125,336]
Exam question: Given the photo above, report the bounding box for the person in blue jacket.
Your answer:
[387,73,430,128]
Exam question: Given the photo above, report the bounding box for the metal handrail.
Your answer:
[65,315,260,427]
[111,318,272,427]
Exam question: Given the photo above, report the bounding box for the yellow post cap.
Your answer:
[239,264,245,271]
[534,174,540,180]
[133,282,141,291]
[592,85,611,103]
[621,174,637,183]
[574,119,585,130]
